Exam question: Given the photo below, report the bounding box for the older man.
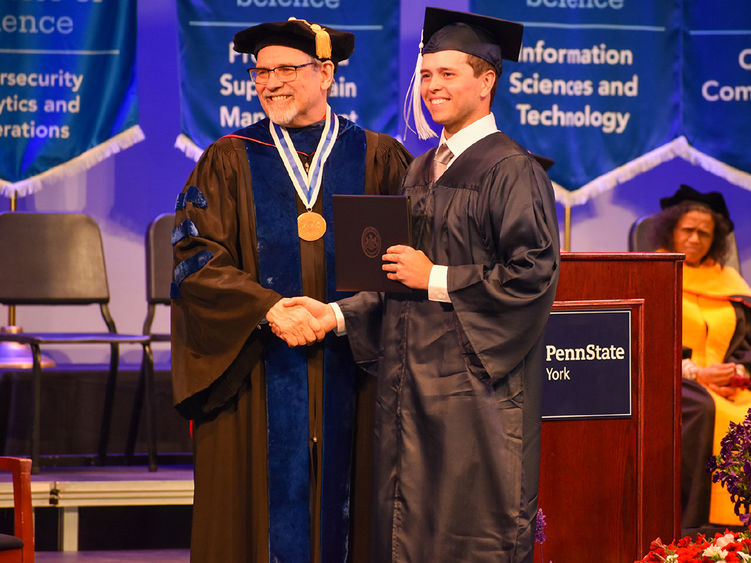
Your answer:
[170,18,410,563]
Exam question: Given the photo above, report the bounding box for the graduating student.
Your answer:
[291,7,560,561]
[170,18,411,563]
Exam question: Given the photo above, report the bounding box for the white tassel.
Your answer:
[403,36,437,140]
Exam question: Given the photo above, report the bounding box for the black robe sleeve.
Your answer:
[726,297,751,369]
[448,152,560,383]
[171,137,281,413]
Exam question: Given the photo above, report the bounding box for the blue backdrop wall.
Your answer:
[2,0,749,366]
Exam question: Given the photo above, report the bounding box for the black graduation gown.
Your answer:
[339,132,560,562]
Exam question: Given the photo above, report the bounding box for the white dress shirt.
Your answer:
[428,113,499,303]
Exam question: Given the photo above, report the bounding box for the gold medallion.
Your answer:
[297,211,327,241]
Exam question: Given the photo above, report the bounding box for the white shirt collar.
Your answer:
[441,113,499,168]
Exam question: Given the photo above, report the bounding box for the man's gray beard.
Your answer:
[264,102,298,128]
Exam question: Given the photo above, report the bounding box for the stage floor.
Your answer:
[36,549,189,562]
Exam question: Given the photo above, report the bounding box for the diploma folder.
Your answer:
[332,194,412,293]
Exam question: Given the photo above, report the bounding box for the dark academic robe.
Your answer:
[682,294,751,529]
[339,132,560,562]
[171,117,411,563]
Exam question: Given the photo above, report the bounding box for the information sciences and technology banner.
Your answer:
[0,1,143,197]
[682,2,751,185]
[470,0,680,202]
[175,0,400,161]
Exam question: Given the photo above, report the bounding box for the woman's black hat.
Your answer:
[659,184,734,232]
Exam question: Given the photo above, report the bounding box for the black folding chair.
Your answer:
[125,213,175,471]
[0,212,154,474]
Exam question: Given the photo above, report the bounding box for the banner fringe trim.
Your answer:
[0,125,146,198]
[552,181,570,206]
[562,137,690,207]
[174,134,205,162]
[554,136,751,208]
[680,144,751,195]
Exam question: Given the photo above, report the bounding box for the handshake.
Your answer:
[265,296,337,347]
[264,244,434,347]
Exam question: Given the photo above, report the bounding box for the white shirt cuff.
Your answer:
[330,302,347,335]
[428,265,451,303]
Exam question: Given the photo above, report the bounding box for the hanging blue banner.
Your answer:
[175,0,400,160]
[0,1,142,197]
[682,2,751,178]
[468,0,680,193]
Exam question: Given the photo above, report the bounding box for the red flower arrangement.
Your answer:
[637,531,751,562]
[640,408,751,561]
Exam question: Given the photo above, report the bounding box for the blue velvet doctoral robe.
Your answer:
[171,117,411,563]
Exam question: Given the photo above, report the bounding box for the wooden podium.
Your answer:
[535,252,683,562]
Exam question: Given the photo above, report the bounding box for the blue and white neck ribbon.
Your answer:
[269,105,339,212]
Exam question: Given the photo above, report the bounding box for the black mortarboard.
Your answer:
[233,17,354,70]
[660,184,734,232]
[405,7,523,140]
[422,7,524,74]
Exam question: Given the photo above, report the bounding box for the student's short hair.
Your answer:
[466,54,498,106]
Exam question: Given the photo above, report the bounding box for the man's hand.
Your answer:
[283,296,337,333]
[382,245,433,290]
[266,299,325,347]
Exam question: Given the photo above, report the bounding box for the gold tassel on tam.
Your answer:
[310,24,332,59]
[288,17,332,60]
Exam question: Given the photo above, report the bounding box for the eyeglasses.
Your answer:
[247,62,316,84]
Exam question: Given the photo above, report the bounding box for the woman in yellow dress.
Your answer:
[652,184,751,528]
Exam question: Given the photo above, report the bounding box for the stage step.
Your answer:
[0,465,193,551]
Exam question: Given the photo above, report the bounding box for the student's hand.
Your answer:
[283,296,337,334]
[382,245,433,290]
[265,299,325,347]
